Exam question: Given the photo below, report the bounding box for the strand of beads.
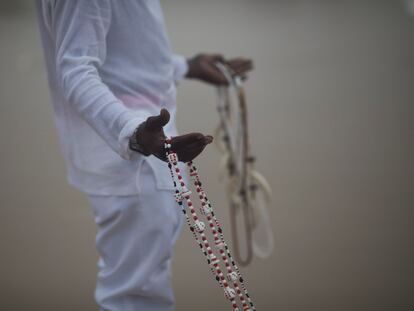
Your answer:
[165,147,236,309]
[166,159,225,291]
[188,161,256,311]
[164,137,255,311]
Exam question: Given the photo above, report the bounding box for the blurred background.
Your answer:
[0,0,413,310]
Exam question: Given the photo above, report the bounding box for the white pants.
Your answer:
[88,162,184,311]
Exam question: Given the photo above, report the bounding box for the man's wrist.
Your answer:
[129,125,151,156]
[185,57,198,80]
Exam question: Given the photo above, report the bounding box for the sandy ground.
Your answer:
[0,0,413,310]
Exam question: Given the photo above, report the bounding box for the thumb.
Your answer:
[145,109,170,131]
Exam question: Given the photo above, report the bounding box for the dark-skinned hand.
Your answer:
[134,109,213,162]
[186,53,254,85]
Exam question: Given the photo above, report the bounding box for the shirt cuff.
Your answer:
[172,54,189,81]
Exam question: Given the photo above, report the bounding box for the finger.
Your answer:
[227,58,253,68]
[145,109,170,131]
[176,136,213,162]
[174,136,212,156]
[203,65,229,85]
[205,135,213,144]
[171,135,212,161]
[227,58,254,75]
[231,62,253,76]
[178,144,207,163]
[171,132,205,151]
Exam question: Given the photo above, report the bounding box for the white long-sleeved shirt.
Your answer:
[36,0,188,195]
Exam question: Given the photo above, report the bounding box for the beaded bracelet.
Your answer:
[164,137,256,311]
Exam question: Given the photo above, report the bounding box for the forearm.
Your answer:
[52,0,145,160]
[58,61,146,159]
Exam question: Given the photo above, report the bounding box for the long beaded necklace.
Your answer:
[164,137,256,311]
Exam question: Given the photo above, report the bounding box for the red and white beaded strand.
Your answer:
[187,162,255,309]
[165,137,256,311]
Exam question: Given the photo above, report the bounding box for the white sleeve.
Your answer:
[49,0,145,160]
[171,54,189,82]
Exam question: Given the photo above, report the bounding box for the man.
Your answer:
[36,1,253,310]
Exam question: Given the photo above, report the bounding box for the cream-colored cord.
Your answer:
[214,62,274,265]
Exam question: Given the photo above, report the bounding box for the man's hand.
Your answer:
[133,109,213,162]
[186,53,253,85]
